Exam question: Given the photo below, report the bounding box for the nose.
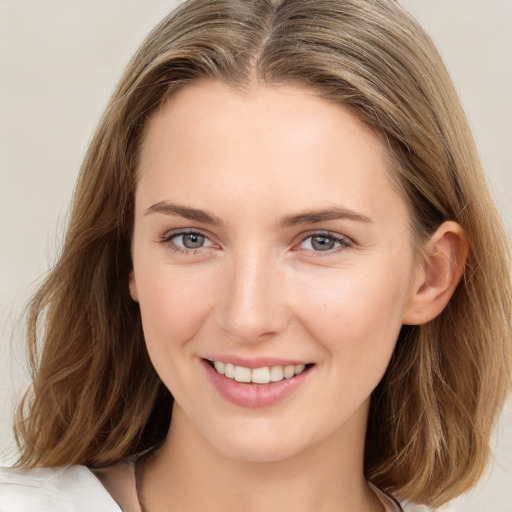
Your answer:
[216,250,290,343]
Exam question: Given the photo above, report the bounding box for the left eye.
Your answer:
[299,234,349,252]
[170,232,213,249]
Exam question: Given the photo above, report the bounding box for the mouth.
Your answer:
[205,359,315,385]
[202,358,315,407]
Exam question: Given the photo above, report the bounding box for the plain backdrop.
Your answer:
[0,1,511,510]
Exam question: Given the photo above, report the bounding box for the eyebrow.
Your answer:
[145,201,223,225]
[278,207,372,228]
[145,201,371,227]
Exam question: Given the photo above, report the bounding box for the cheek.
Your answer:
[135,269,209,343]
[296,261,411,367]
[133,266,219,398]
[134,260,226,365]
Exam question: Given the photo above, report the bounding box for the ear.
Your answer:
[129,270,139,302]
[402,221,468,325]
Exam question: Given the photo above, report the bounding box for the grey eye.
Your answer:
[298,233,350,253]
[310,236,337,251]
[174,233,207,249]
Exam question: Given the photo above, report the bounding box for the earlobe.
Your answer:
[402,221,468,325]
[129,270,139,302]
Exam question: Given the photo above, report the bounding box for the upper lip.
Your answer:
[203,355,312,369]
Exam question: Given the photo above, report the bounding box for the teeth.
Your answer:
[212,361,308,384]
[269,366,284,382]
[213,361,225,375]
[283,365,295,379]
[295,364,305,375]
[251,366,270,384]
[234,366,251,383]
[225,363,235,378]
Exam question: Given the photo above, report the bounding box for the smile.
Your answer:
[211,360,308,384]
[203,359,315,408]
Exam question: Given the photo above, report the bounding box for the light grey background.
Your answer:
[0,1,510,510]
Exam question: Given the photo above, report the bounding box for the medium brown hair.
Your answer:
[15,0,511,507]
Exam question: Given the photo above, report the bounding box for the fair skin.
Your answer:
[122,80,466,512]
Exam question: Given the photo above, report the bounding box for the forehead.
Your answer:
[135,80,405,225]
[140,80,386,156]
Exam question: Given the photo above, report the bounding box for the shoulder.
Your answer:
[0,465,121,512]
[401,501,453,512]
[401,505,433,512]
[370,483,442,512]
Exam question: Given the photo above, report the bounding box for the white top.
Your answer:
[0,465,435,512]
[0,466,121,512]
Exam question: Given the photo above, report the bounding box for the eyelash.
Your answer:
[160,229,214,256]
[160,229,353,256]
[295,231,353,256]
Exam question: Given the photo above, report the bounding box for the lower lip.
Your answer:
[202,360,312,408]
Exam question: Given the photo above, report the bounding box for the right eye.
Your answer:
[161,229,216,254]
[172,232,209,249]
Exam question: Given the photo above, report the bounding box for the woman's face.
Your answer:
[130,80,423,463]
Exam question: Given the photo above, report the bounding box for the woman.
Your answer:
[1,0,510,511]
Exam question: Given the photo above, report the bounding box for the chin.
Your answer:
[205,426,305,464]
[218,442,299,464]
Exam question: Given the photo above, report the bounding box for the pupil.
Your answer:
[183,233,204,248]
[311,236,335,251]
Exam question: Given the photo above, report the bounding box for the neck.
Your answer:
[138,404,382,512]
